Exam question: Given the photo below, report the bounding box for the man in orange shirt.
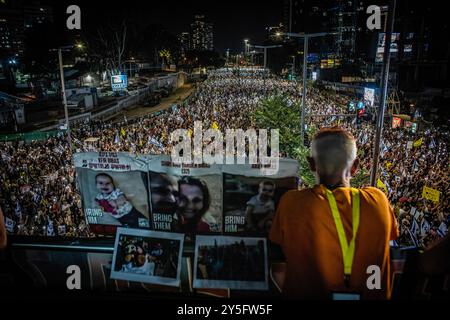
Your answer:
[270,128,399,299]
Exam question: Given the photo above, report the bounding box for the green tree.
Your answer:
[252,95,301,157]
[253,95,370,188]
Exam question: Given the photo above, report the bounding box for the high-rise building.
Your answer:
[179,32,190,54]
[0,1,54,58]
[23,2,53,29]
[0,3,25,58]
[190,15,214,51]
[327,0,362,61]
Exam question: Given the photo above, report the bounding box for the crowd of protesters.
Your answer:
[0,68,448,248]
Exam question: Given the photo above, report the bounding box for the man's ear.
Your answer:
[350,158,359,176]
[307,156,316,172]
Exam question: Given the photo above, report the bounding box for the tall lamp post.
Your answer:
[50,43,83,152]
[244,39,249,57]
[370,0,397,186]
[253,45,282,69]
[284,32,335,145]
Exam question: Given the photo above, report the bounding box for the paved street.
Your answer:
[111,84,194,122]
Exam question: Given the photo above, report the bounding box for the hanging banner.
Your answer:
[111,228,184,287]
[74,152,151,235]
[193,235,268,291]
[146,155,223,235]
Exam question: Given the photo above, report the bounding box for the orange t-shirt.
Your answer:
[269,185,399,300]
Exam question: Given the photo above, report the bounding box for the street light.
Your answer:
[49,44,81,152]
[370,0,397,187]
[283,31,336,145]
[253,45,282,69]
[244,39,249,56]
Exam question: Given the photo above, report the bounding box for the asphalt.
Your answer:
[110,84,194,123]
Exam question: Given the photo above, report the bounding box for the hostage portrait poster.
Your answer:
[146,155,223,235]
[111,228,184,287]
[222,158,299,236]
[74,152,151,234]
[193,235,268,290]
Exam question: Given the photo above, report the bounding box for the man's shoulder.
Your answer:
[359,186,389,202]
[280,188,316,202]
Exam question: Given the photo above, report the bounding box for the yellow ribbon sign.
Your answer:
[413,138,423,148]
[377,179,388,194]
[422,186,440,203]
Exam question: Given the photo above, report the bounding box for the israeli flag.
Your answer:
[438,222,448,238]
[420,219,431,238]
[429,139,436,149]
[410,218,419,236]
[47,221,55,236]
[148,136,165,151]
[407,227,419,247]
[5,217,15,233]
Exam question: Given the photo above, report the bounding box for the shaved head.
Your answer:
[310,128,357,181]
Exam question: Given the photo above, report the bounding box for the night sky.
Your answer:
[42,0,284,54]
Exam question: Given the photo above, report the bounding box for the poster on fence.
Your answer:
[111,228,184,287]
[146,155,223,235]
[222,159,299,236]
[74,152,151,234]
[193,235,268,290]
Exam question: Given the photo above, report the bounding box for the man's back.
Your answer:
[270,185,399,299]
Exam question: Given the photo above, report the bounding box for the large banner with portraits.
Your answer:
[222,159,299,237]
[74,152,151,234]
[146,155,223,235]
[75,153,299,237]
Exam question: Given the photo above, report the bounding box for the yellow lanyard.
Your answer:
[324,186,360,282]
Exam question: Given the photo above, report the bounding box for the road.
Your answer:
[111,84,194,123]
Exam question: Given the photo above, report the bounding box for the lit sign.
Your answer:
[392,117,401,128]
[364,88,375,107]
[111,75,128,91]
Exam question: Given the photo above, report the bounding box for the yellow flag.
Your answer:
[120,127,126,137]
[211,121,219,130]
[413,138,423,148]
[188,128,193,138]
[377,179,388,194]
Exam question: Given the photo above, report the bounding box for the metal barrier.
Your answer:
[0,129,66,142]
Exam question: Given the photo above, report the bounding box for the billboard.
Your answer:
[392,117,402,128]
[375,32,402,63]
[111,75,128,91]
[74,152,151,234]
